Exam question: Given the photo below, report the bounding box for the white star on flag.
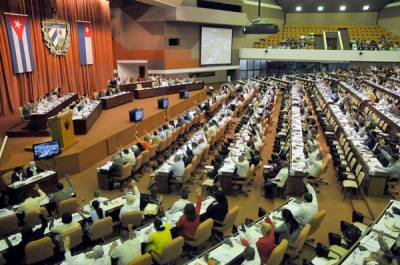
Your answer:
[14,20,22,29]
[85,27,90,33]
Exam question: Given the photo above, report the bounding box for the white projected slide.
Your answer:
[201,27,232,65]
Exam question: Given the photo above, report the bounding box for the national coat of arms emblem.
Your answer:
[41,19,71,56]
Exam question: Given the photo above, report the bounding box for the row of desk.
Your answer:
[133,82,204,99]
[314,200,400,265]
[313,82,388,196]
[287,84,310,196]
[186,198,300,264]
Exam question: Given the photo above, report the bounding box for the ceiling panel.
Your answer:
[275,0,393,13]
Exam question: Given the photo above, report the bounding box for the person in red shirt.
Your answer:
[256,218,275,263]
[175,193,203,239]
[137,135,153,151]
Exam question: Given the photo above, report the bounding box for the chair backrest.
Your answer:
[25,207,49,227]
[158,139,167,152]
[182,164,193,182]
[267,239,288,265]
[25,237,54,265]
[60,226,83,251]
[219,206,239,235]
[192,219,214,247]
[120,163,133,179]
[59,198,79,215]
[309,210,327,236]
[141,150,150,164]
[121,211,143,228]
[134,154,143,172]
[357,171,365,186]
[88,216,113,240]
[247,164,255,178]
[159,236,185,264]
[0,171,13,190]
[191,155,199,169]
[128,253,152,265]
[0,213,19,236]
[291,224,311,254]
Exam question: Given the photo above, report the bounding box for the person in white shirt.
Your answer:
[109,229,141,265]
[291,179,318,226]
[239,223,261,265]
[191,142,203,156]
[271,162,289,188]
[167,190,191,215]
[170,155,185,180]
[63,236,111,265]
[122,148,136,167]
[232,154,250,179]
[91,191,109,205]
[119,194,140,219]
[307,153,323,178]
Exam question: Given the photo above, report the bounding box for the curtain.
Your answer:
[0,0,113,117]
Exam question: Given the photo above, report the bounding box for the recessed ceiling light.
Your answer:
[318,6,324,11]
[296,6,302,11]
[363,5,370,10]
[340,5,346,11]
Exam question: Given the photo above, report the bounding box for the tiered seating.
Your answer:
[254,25,400,48]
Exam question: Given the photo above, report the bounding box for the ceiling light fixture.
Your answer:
[340,5,346,11]
[318,6,324,11]
[363,5,370,10]
[296,6,302,11]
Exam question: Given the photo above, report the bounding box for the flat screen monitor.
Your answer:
[158,98,169,109]
[201,26,232,65]
[129,108,144,122]
[33,140,61,160]
[179,90,189,99]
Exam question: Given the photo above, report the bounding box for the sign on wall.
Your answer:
[42,19,71,56]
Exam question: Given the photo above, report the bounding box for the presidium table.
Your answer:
[133,81,204,99]
[99,91,134,110]
[72,101,103,135]
[28,93,78,130]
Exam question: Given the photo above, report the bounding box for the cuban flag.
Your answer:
[4,13,35,74]
[77,21,93,65]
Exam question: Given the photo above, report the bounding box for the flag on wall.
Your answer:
[77,21,93,65]
[4,13,35,74]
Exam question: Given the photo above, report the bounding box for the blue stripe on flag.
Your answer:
[25,17,35,71]
[5,17,20,73]
[77,22,87,65]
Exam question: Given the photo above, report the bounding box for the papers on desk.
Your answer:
[72,100,100,120]
[97,161,113,172]
[99,91,130,100]
[372,200,400,238]
[342,231,396,265]
[290,88,307,175]
[32,93,75,115]
[0,240,8,252]
[83,196,125,214]
[8,170,56,189]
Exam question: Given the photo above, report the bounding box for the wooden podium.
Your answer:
[48,110,76,149]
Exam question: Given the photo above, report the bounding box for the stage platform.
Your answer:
[0,89,206,176]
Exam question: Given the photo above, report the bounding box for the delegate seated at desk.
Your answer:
[63,236,111,265]
[232,154,250,179]
[170,155,185,181]
[109,229,142,265]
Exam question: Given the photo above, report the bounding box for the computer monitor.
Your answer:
[129,108,144,122]
[179,90,189,99]
[33,140,61,160]
[158,98,169,109]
